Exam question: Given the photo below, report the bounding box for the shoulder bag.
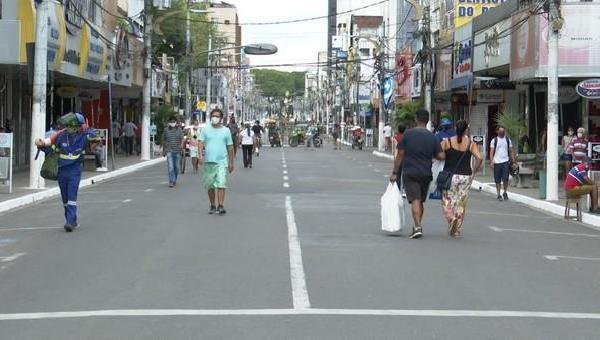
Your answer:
[436,140,470,192]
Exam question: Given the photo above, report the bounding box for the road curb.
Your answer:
[0,158,165,215]
[371,150,600,229]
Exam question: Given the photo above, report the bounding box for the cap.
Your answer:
[441,118,452,126]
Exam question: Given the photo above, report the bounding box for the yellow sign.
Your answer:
[454,0,506,28]
[196,101,207,111]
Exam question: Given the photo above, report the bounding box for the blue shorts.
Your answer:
[494,162,510,184]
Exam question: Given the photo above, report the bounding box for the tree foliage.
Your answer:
[393,101,422,129]
[251,69,306,98]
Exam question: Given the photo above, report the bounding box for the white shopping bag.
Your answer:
[429,159,445,194]
[381,183,406,232]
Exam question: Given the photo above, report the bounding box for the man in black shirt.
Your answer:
[251,120,264,156]
[390,109,445,239]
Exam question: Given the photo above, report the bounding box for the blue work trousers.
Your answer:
[167,151,181,184]
[58,163,82,226]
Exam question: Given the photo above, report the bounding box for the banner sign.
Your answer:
[454,0,506,28]
[383,77,394,110]
[576,79,600,99]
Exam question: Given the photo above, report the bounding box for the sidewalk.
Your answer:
[0,154,165,214]
[372,150,600,229]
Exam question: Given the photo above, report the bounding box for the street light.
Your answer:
[203,43,278,123]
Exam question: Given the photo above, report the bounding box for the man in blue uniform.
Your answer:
[36,112,99,232]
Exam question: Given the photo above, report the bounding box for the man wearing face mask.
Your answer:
[489,125,517,201]
[35,112,100,232]
[199,109,235,215]
[567,127,588,167]
[162,116,185,187]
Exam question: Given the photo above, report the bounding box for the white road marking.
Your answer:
[0,308,600,321]
[122,199,132,203]
[82,189,152,194]
[0,227,63,232]
[473,212,554,219]
[283,183,290,188]
[544,255,600,261]
[368,164,373,167]
[0,253,26,263]
[373,169,381,173]
[285,196,311,309]
[283,176,289,181]
[145,189,154,192]
[489,226,600,239]
[283,164,287,168]
[283,170,288,175]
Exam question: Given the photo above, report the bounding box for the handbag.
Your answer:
[37,149,59,181]
[436,140,470,192]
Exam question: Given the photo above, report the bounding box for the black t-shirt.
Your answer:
[252,125,263,136]
[398,127,442,177]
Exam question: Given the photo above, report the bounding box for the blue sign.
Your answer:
[336,50,348,59]
[383,77,394,110]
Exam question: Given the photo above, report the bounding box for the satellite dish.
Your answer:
[243,44,278,56]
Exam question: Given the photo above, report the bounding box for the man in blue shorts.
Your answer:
[199,109,235,215]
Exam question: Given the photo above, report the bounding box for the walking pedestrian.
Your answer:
[111,118,121,153]
[122,119,137,156]
[332,123,340,150]
[240,123,255,168]
[199,109,235,215]
[162,116,184,187]
[567,127,588,166]
[562,127,575,175]
[435,117,457,142]
[440,120,483,238]
[390,109,445,239]
[35,112,100,232]
[189,135,200,174]
[489,125,517,201]
[227,115,240,157]
[383,123,392,151]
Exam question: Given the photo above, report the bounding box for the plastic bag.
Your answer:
[381,183,406,232]
[429,160,445,194]
[40,151,59,181]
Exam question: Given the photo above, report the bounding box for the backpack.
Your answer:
[492,136,519,176]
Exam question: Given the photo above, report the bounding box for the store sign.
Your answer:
[454,0,506,28]
[472,135,485,145]
[590,142,600,161]
[0,133,12,148]
[453,38,472,78]
[477,90,503,103]
[576,79,600,99]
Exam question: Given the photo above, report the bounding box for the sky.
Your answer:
[223,0,329,71]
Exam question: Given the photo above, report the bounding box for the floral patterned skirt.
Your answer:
[441,175,471,236]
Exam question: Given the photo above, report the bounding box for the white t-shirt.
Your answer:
[490,136,511,164]
[383,125,392,138]
[240,128,255,145]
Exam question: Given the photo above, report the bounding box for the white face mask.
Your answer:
[211,116,221,125]
[168,122,176,128]
[577,133,583,138]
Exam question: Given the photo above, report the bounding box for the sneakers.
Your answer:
[209,205,217,215]
[497,195,503,201]
[64,223,78,232]
[409,226,423,239]
[168,182,174,188]
[503,192,509,201]
[217,205,227,215]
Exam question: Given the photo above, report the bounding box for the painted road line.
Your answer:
[283,183,290,188]
[283,164,288,168]
[283,176,289,181]
[283,170,288,175]
[373,169,381,173]
[81,189,153,195]
[544,255,600,261]
[0,227,63,232]
[472,211,555,219]
[0,253,26,263]
[285,196,311,309]
[489,226,600,239]
[1,308,600,321]
[122,199,132,203]
[145,189,154,192]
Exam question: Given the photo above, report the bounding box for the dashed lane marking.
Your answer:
[0,309,600,321]
[0,227,63,232]
[283,183,290,188]
[283,170,288,175]
[283,176,289,181]
[0,253,26,263]
[285,196,311,309]
[489,226,600,239]
[122,199,132,203]
[544,255,600,261]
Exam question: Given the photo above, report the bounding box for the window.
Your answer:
[88,0,97,25]
[224,20,230,25]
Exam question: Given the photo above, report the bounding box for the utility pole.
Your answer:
[185,0,192,122]
[141,0,152,161]
[205,36,212,123]
[377,26,387,152]
[421,5,433,123]
[30,0,49,189]
[546,0,563,201]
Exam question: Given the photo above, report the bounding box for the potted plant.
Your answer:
[393,101,421,130]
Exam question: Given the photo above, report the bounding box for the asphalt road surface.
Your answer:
[0,144,599,339]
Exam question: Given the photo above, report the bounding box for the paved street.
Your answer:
[0,145,599,339]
